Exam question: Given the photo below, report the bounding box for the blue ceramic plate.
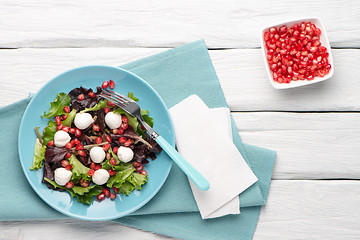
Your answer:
[18,66,174,221]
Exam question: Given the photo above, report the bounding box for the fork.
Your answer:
[99,89,210,191]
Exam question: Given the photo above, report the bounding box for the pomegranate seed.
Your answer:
[61,160,70,167]
[78,150,87,156]
[136,164,144,172]
[101,81,109,89]
[140,170,148,175]
[96,136,103,144]
[307,74,314,80]
[88,91,95,98]
[107,101,115,107]
[76,144,84,151]
[106,152,111,160]
[90,162,96,170]
[94,165,101,171]
[104,107,110,114]
[120,123,128,130]
[55,116,62,125]
[112,128,118,134]
[109,80,115,89]
[93,124,100,132]
[75,129,81,138]
[108,169,116,176]
[264,32,270,41]
[78,94,85,101]
[124,139,132,147]
[73,138,80,145]
[62,126,70,133]
[103,144,111,151]
[113,147,118,154]
[269,27,277,34]
[88,169,95,176]
[102,188,110,198]
[314,28,321,36]
[65,165,72,171]
[47,140,54,147]
[69,128,76,134]
[97,193,105,202]
[133,161,141,167]
[65,182,74,189]
[65,142,73,149]
[279,26,287,34]
[105,135,112,143]
[118,137,127,144]
[118,129,124,135]
[63,106,70,113]
[112,186,119,193]
[65,152,71,159]
[110,193,116,200]
[79,179,90,187]
[110,158,117,166]
[122,115,128,123]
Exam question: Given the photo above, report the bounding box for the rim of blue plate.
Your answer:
[18,65,175,221]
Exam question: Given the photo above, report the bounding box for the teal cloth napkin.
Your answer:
[0,40,276,240]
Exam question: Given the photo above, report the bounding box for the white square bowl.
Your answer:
[260,17,334,89]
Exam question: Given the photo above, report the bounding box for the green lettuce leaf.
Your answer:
[127,92,139,102]
[75,185,103,205]
[113,108,139,132]
[68,154,91,183]
[106,167,135,188]
[61,109,77,127]
[44,178,102,205]
[127,172,148,190]
[30,138,46,170]
[42,93,71,118]
[118,181,135,196]
[42,120,57,146]
[80,99,108,113]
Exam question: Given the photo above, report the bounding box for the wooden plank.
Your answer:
[1,0,360,48]
[1,48,360,111]
[233,112,360,179]
[1,180,359,239]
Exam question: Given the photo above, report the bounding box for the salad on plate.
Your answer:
[30,80,162,204]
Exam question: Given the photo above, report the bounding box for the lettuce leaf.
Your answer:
[113,108,139,133]
[127,92,139,102]
[68,154,91,183]
[42,93,71,118]
[61,109,77,127]
[118,181,135,196]
[44,178,102,205]
[42,120,57,146]
[106,167,135,188]
[80,99,108,113]
[127,172,148,190]
[30,138,46,170]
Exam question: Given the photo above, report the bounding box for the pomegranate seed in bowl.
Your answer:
[261,18,334,89]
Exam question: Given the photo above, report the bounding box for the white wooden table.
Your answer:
[1,1,360,239]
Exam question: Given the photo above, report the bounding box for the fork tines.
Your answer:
[99,89,129,107]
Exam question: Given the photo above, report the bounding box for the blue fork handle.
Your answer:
[156,135,210,191]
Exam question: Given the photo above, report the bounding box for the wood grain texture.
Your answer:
[1,0,360,48]
[1,48,360,111]
[1,180,359,240]
[233,112,360,179]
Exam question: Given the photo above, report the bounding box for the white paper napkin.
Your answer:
[169,95,258,219]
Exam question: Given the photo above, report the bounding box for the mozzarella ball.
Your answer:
[54,168,72,186]
[92,169,110,185]
[105,112,122,129]
[117,146,134,163]
[74,112,94,130]
[89,147,106,163]
[54,130,71,147]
